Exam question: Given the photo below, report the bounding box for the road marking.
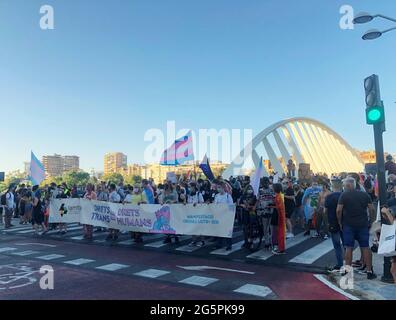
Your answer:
[289,239,333,264]
[37,254,65,261]
[234,284,273,298]
[96,263,129,271]
[64,258,95,266]
[176,239,209,253]
[2,226,33,232]
[70,235,85,241]
[210,241,245,256]
[15,242,57,248]
[179,276,219,287]
[17,229,38,234]
[177,265,255,275]
[314,274,360,300]
[145,236,190,248]
[0,247,18,253]
[118,240,135,246]
[11,250,39,256]
[247,233,306,260]
[45,226,83,235]
[134,269,171,279]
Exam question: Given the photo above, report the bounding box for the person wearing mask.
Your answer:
[385,155,396,176]
[272,183,286,255]
[336,177,377,280]
[283,180,296,239]
[32,185,48,235]
[317,183,331,239]
[162,183,180,244]
[255,177,275,249]
[3,184,16,229]
[325,178,344,273]
[381,204,396,284]
[239,185,257,250]
[126,184,148,243]
[83,184,97,239]
[142,179,155,205]
[213,182,234,251]
[187,183,206,247]
[106,183,121,241]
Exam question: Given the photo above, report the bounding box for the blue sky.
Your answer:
[0,0,395,173]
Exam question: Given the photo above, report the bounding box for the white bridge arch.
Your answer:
[222,117,364,179]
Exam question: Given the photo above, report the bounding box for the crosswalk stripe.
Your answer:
[12,250,39,256]
[179,276,218,287]
[2,225,33,232]
[134,269,170,279]
[289,239,334,264]
[247,233,306,260]
[234,284,273,298]
[145,236,191,248]
[37,254,66,261]
[17,229,37,234]
[210,241,245,256]
[0,247,18,253]
[175,238,210,253]
[64,258,95,266]
[45,226,83,235]
[96,263,129,271]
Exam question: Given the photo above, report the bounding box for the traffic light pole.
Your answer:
[373,122,393,283]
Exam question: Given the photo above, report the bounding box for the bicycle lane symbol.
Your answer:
[0,263,41,290]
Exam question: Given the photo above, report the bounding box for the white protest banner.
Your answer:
[166,172,177,183]
[49,198,82,223]
[51,199,236,238]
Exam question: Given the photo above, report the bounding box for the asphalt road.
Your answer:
[0,220,350,300]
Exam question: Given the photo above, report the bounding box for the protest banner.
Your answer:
[50,199,236,238]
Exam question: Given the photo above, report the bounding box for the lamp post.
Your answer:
[353,12,396,40]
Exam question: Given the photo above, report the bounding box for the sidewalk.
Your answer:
[326,250,396,300]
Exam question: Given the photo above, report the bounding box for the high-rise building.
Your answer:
[104,153,127,175]
[42,154,80,177]
[63,156,80,172]
[42,154,64,177]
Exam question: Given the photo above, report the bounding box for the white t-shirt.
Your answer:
[214,193,234,205]
[109,191,121,203]
[187,192,204,204]
[6,192,15,209]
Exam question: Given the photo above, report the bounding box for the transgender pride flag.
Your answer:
[160,131,194,166]
[30,151,46,186]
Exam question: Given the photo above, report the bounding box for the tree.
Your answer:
[41,176,63,187]
[62,170,90,187]
[124,175,142,185]
[102,173,124,185]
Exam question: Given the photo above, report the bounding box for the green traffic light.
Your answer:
[367,108,382,122]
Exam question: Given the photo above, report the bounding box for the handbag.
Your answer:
[378,222,396,257]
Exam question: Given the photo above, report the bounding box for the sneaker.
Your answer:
[163,237,172,244]
[367,271,377,280]
[196,241,205,247]
[328,266,342,273]
[188,241,197,247]
[286,233,294,239]
[272,250,286,255]
[312,233,321,238]
[357,265,367,274]
[322,234,329,240]
[352,260,362,268]
[303,230,310,236]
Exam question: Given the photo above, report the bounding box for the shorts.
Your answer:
[342,225,369,248]
[286,209,294,219]
[32,211,44,225]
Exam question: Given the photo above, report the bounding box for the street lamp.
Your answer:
[353,12,396,40]
[362,27,396,40]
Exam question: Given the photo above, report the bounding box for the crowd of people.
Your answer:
[1,155,396,283]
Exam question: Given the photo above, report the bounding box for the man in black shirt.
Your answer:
[325,178,343,272]
[337,177,376,279]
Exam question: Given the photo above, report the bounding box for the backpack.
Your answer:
[1,193,8,206]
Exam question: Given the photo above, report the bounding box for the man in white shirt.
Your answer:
[213,182,234,251]
[4,184,16,229]
[106,183,121,241]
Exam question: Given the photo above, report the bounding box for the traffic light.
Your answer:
[364,74,385,125]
